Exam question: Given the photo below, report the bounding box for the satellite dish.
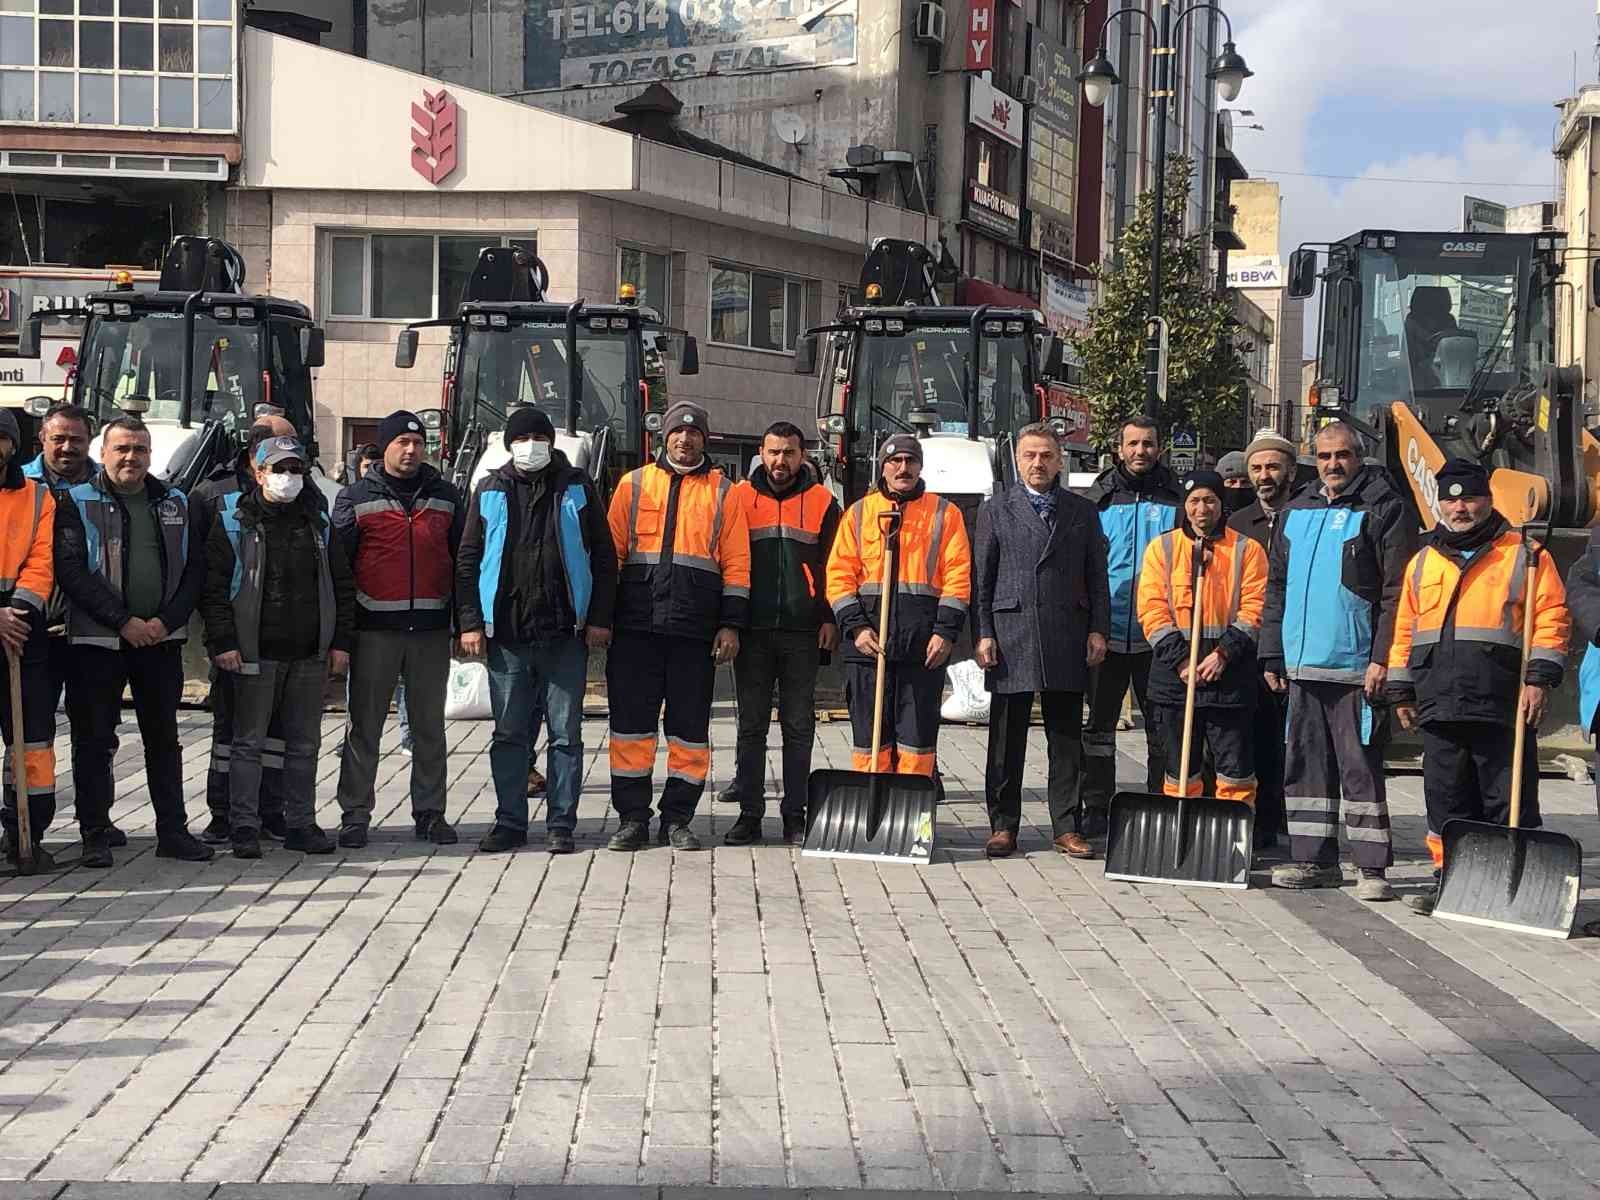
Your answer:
[772,111,809,147]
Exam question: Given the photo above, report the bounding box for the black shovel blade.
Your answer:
[802,768,937,863]
[1434,819,1581,939]
[1103,790,1253,889]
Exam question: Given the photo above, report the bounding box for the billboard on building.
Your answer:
[1042,274,1091,339]
[1225,254,1282,289]
[1462,195,1507,234]
[522,0,857,90]
[1025,32,1077,263]
[968,75,1022,148]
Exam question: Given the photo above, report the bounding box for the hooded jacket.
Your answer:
[1083,461,1182,654]
[0,455,53,616]
[1260,465,1417,684]
[456,450,617,642]
[732,464,841,633]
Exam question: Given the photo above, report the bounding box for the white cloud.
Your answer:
[1222,0,1589,351]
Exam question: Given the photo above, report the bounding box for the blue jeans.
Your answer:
[487,636,586,834]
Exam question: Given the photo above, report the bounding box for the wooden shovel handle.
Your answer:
[7,647,30,869]
[869,509,901,777]
[1509,537,1539,831]
[1178,538,1208,798]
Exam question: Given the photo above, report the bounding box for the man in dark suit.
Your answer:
[974,423,1111,858]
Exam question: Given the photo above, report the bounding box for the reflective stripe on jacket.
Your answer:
[1260,467,1416,685]
[0,462,53,614]
[607,458,751,640]
[733,466,841,632]
[827,486,971,664]
[1084,463,1182,653]
[59,473,193,648]
[214,491,337,674]
[332,465,463,632]
[1387,530,1569,724]
[1135,526,1267,708]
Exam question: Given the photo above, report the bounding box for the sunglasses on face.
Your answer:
[270,463,305,475]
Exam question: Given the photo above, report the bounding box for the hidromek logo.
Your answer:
[1406,437,1443,526]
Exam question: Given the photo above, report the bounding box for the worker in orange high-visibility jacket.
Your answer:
[1386,458,1570,914]
[1136,470,1268,807]
[827,434,971,779]
[605,400,751,853]
[0,410,58,868]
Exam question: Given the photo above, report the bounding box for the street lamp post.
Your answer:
[1079,2,1251,420]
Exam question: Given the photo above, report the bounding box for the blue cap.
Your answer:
[255,436,305,468]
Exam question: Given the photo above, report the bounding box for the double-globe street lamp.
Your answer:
[1078,3,1252,419]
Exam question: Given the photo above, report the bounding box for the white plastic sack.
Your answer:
[445,657,492,720]
[941,658,991,723]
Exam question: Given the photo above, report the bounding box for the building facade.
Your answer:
[1228,177,1302,436]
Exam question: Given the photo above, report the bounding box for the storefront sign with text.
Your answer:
[965,179,1020,241]
[968,74,1022,147]
[964,0,994,70]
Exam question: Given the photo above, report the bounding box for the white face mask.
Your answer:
[511,440,552,472]
[262,472,304,503]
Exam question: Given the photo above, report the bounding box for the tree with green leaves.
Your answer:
[1070,155,1250,454]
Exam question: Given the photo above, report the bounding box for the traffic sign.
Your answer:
[1171,428,1198,450]
[1170,450,1197,473]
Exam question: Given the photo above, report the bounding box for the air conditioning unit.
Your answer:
[1018,75,1039,105]
[913,0,945,46]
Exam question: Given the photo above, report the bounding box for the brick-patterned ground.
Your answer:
[2,707,1600,1197]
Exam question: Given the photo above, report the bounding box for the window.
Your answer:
[0,0,234,129]
[618,246,669,311]
[326,232,539,320]
[709,262,807,353]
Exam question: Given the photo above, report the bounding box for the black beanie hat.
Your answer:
[504,406,556,449]
[1435,457,1491,500]
[880,434,924,464]
[376,410,424,454]
[1183,469,1226,501]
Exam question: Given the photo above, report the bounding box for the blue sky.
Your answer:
[1225,0,1591,264]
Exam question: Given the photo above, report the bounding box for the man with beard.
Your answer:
[1227,429,1300,851]
[1388,459,1569,914]
[1080,417,1182,837]
[723,422,840,846]
[1261,421,1415,901]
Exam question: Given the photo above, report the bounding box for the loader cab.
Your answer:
[68,237,324,491]
[398,246,698,500]
[1306,230,1560,428]
[803,306,1043,504]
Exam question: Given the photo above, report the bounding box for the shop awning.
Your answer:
[956,278,1042,311]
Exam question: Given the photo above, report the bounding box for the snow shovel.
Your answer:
[1104,536,1253,889]
[804,508,936,863]
[6,646,32,876]
[1433,522,1581,939]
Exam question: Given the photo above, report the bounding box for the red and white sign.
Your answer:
[968,74,1022,148]
[410,88,460,185]
[1046,383,1091,448]
[964,0,995,71]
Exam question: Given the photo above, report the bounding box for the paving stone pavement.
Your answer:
[2,705,1600,1198]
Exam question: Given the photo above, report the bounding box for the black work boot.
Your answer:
[416,813,458,845]
[284,825,335,854]
[724,814,763,846]
[81,829,114,869]
[338,823,368,849]
[662,823,702,851]
[201,816,231,845]
[232,829,262,859]
[608,820,650,852]
[260,812,289,841]
[156,830,215,862]
[479,826,527,853]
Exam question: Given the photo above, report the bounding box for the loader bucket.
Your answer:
[1103,790,1253,889]
[803,769,936,863]
[1433,819,1581,939]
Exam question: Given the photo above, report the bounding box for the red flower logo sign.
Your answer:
[411,89,459,185]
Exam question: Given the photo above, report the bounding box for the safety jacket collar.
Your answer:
[1089,459,1179,504]
[1429,511,1510,560]
[1308,464,1398,509]
[366,461,442,502]
[876,477,926,505]
[86,466,175,507]
[748,462,818,501]
[655,450,712,477]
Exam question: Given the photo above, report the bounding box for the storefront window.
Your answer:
[327,232,540,321]
[0,0,234,129]
[709,262,808,353]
